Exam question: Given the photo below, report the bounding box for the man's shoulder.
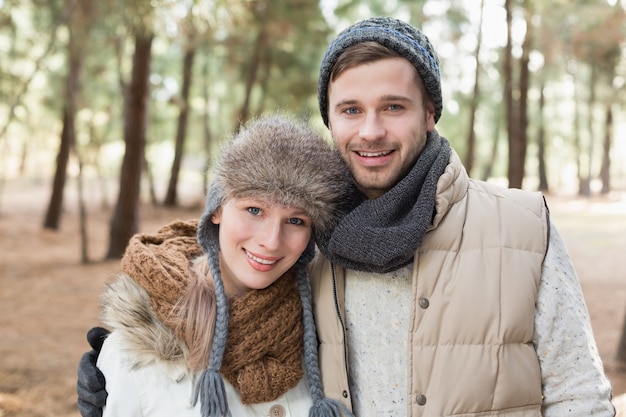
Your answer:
[467,178,545,210]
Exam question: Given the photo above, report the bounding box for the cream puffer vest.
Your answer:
[311,151,549,416]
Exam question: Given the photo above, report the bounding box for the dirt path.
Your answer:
[0,180,625,416]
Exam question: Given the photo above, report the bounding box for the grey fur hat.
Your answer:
[318,16,442,126]
[195,114,354,417]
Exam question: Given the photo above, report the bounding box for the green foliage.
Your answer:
[1,0,625,194]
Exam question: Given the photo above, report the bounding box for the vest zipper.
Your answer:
[330,262,350,396]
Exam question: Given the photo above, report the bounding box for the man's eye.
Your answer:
[288,217,305,225]
[388,104,402,111]
[247,207,261,215]
[345,107,359,115]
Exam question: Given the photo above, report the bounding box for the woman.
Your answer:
[95,114,355,417]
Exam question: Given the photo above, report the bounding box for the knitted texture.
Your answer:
[194,114,356,417]
[197,113,355,253]
[117,215,353,416]
[196,210,230,417]
[318,16,442,126]
[316,131,451,273]
[121,219,306,406]
[221,270,303,404]
[121,220,203,337]
[294,255,353,417]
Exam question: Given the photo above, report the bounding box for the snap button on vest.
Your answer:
[416,394,427,405]
[418,298,429,309]
[269,404,285,417]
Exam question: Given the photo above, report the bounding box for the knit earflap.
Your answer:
[293,257,353,417]
[195,183,348,417]
[194,114,356,416]
[194,182,231,417]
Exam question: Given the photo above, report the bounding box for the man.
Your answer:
[78,17,615,417]
[310,17,614,416]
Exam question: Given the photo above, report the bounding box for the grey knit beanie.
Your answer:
[318,16,442,126]
[195,114,354,417]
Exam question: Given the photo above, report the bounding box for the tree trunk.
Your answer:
[201,50,213,194]
[617,306,626,362]
[164,45,196,207]
[503,0,520,189]
[537,83,549,192]
[481,115,501,182]
[464,0,485,176]
[75,150,89,263]
[107,33,153,259]
[43,2,84,230]
[43,107,74,230]
[580,64,597,197]
[599,103,612,194]
[572,69,585,195]
[236,25,267,127]
[513,0,532,189]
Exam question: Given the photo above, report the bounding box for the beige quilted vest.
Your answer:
[311,152,549,416]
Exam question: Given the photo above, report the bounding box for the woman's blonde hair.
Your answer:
[175,255,216,371]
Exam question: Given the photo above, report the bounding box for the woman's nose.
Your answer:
[258,219,282,251]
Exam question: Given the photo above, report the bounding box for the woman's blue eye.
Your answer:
[247,207,261,215]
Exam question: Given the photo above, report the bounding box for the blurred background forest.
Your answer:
[1,1,626,416]
[1,0,625,257]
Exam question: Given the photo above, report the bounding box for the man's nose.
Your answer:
[359,112,386,141]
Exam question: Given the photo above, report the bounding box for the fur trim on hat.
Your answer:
[197,113,354,256]
[193,113,356,417]
[318,16,442,126]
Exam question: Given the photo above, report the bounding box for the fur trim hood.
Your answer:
[198,114,357,257]
[100,273,187,369]
[100,220,201,369]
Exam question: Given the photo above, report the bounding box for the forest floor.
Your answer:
[1,178,626,416]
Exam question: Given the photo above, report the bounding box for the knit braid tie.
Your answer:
[194,368,231,417]
[193,239,231,417]
[295,261,353,417]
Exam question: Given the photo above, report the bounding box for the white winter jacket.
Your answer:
[97,274,313,417]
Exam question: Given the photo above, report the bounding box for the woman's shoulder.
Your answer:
[100,274,188,368]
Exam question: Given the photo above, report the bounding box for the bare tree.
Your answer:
[164,25,197,207]
[235,24,268,127]
[42,0,83,230]
[536,82,548,192]
[505,0,532,189]
[503,0,519,188]
[107,32,153,259]
[599,103,612,194]
[463,0,485,176]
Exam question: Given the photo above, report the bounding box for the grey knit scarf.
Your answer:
[316,130,451,274]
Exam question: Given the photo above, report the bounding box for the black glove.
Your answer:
[76,327,110,417]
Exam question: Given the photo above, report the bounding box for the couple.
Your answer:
[77,17,615,417]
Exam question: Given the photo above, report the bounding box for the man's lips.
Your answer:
[353,149,394,166]
[355,150,393,157]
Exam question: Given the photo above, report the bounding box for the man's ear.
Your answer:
[426,100,436,132]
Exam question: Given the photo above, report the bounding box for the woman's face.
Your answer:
[211,197,312,296]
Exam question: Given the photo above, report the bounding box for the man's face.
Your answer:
[327,57,435,199]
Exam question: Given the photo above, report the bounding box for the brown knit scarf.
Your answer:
[121,220,203,333]
[121,220,304,404]
[222,269,303,404]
